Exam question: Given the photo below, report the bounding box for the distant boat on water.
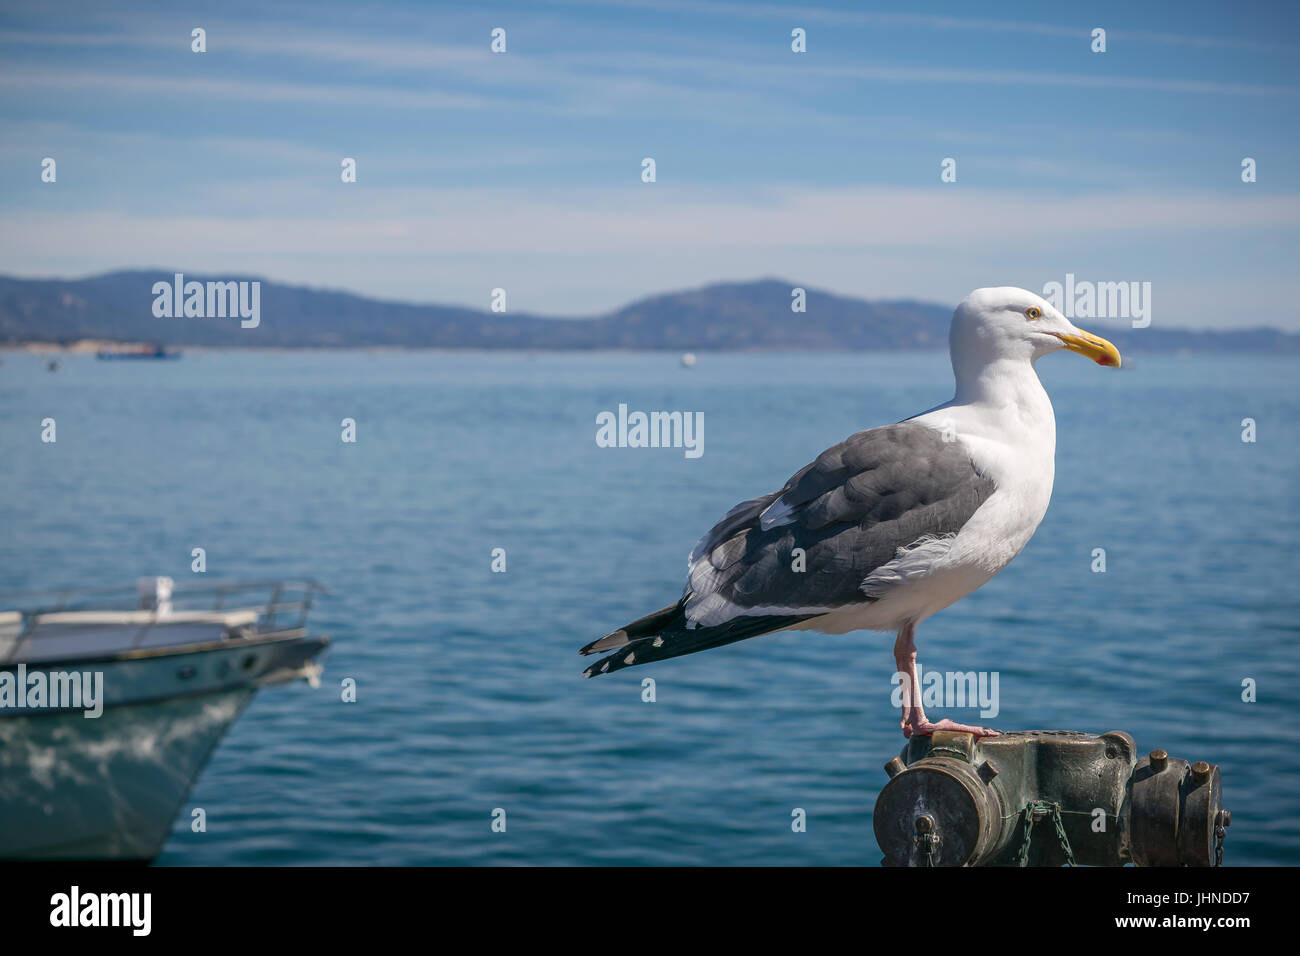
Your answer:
[96,343,182,360]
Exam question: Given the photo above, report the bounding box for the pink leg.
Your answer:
[894,622,999,739]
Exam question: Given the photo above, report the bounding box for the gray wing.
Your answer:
[684,422,995,627]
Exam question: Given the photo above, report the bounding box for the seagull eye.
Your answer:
[1026,307,1042,319]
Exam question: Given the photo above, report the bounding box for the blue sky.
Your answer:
[1,0,1298,327]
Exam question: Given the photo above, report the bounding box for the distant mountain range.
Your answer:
[1,270,1295,353]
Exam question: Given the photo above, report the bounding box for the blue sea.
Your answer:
[1,349,1297,865]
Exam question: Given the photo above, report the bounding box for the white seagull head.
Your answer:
[951,286,1122,371]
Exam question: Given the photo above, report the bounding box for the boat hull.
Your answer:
[0,686,252,860]
[0,634,327,861]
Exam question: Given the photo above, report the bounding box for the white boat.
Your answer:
[0,578,329,861]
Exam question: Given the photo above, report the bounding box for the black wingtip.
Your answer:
[582,659,613,678]
[579,629,629,656]
[580,601,686,658]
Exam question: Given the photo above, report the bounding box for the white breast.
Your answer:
[911,368,1057,584]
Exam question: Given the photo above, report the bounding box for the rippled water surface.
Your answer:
[2,349,1296,865]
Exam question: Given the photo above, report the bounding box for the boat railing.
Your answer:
[0,579,329,634]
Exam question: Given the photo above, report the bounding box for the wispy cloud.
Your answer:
[577,0,1286,52]
[4,184,1296,317]
[1,0,1296,326]
[0,67,495,111]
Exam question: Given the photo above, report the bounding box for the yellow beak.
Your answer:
[1055,329,1122,368]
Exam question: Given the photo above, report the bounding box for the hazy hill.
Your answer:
[0,271,1294,354]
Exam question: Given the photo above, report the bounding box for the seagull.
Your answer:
[580,287,1121,738]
